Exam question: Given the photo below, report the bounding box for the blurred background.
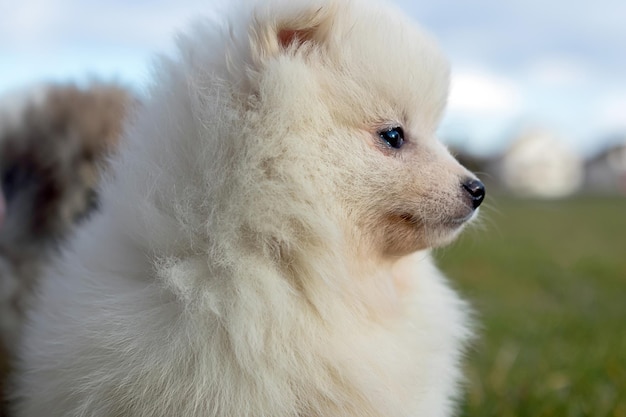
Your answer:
[0,0,625,416]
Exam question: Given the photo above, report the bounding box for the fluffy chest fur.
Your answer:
[17,229,469,417]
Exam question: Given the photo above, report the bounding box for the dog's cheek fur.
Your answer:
[322,133,473,257]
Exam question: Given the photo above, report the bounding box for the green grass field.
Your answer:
[437,195,626,417]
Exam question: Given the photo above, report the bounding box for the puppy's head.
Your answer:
[224,0,484,260]
[150,0,484,266]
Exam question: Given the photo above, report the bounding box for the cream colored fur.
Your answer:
[12,0,481,416]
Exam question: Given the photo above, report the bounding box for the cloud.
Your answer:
[0,0,219,53]
[400,0,626,78]
[0,0,64,49]
[598,94,626,131]
[527,59,590,87]
[0,0,223,92]
[448,69,523,117]
[439,69,525,155]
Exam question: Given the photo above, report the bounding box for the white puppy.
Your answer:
[12,0,485,416]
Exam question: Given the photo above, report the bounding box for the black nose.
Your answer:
[462,179,486,209]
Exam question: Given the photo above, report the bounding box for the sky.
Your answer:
[1,0,625,156]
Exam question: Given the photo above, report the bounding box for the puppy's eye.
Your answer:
[378,127,405,149]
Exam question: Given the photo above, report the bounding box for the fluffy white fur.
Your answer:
[12,0,482,416]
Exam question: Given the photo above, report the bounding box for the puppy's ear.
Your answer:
[250,2,336,61]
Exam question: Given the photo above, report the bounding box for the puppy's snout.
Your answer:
[462,178,485,209]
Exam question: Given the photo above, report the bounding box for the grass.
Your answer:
[436,195,626,417]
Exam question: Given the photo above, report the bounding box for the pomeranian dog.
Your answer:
[12,0,485,416]
[0,83,134,412]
